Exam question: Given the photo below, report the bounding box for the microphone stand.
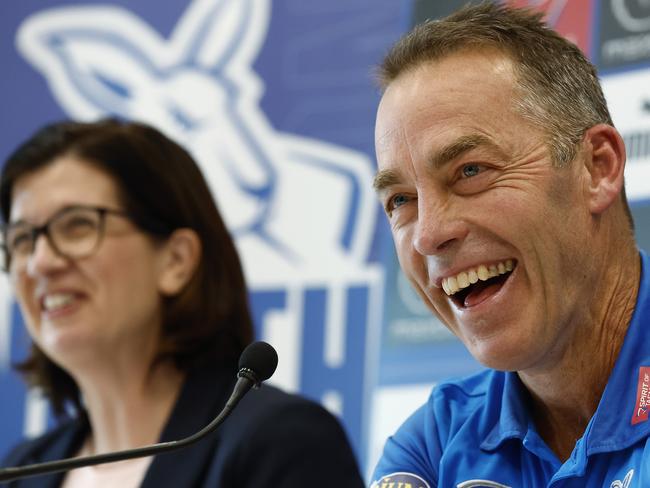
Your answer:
[0,365,266,482]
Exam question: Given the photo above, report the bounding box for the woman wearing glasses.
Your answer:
[0,119,364,487]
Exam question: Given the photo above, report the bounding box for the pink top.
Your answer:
[61,453,153,488]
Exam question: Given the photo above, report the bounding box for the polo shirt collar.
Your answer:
[480,370,528,451]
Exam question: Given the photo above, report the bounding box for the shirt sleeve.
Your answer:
[370,402,441,488]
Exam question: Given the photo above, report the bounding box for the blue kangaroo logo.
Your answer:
[6,0,381,445]
[16,0,377,279]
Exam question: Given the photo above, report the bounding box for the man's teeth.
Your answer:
[442,260,514,296]
[43,293,75,311]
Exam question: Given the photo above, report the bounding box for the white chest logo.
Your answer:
[611,469,634,488]
[457,481,511,488]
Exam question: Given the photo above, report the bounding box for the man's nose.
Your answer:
[26,234,66,276]
[412,193,468,256]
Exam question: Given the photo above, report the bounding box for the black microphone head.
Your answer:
[238,341,278,382]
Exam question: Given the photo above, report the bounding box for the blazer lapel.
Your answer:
[15,419,87,488]
[140,366,236,488]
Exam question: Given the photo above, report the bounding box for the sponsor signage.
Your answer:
[598,0,650,70]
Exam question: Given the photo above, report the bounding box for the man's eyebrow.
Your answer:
[430,134,499,169]
[372,168,402,193]
[373,134,502,193]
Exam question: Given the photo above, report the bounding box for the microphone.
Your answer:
[0,341,278,483]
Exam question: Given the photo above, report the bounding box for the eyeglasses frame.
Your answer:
[1,205,131,272]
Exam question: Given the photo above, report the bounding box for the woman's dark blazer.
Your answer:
[1,367,365,487]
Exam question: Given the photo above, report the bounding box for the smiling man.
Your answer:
[371,2,649,487]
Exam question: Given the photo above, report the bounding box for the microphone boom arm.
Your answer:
[0,375,255,482]
[0,340,279,483]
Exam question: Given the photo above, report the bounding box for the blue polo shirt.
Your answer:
[372,251,650,488]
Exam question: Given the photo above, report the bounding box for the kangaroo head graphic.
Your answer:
[16,0,377,281]
[18,0,274,235]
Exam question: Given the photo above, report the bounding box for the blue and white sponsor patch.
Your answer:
[371,472,431,488]
[456,481,511,488]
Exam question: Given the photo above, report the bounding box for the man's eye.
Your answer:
[461,164,482,178]
[391,194,409,208]
[384,193,411,217]
[388,194,410,212]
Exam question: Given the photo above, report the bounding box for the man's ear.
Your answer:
[582,124,626,216]
[157,228,202,296]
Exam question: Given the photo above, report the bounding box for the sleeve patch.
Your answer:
[371,472,431,488]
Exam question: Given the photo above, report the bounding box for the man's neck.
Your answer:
[518,245,640,462]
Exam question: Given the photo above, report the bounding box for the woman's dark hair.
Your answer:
[1,119,254,415]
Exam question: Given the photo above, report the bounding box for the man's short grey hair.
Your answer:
[378,1,612,169]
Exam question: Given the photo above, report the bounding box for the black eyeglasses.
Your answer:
[1,205,131,272]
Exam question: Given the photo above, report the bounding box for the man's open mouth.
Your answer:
[442,260,515,308]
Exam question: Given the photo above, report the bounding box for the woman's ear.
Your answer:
[157,228,202,296]
[582,124,626,216]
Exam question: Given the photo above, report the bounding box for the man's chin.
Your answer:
[467,338,541,372]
